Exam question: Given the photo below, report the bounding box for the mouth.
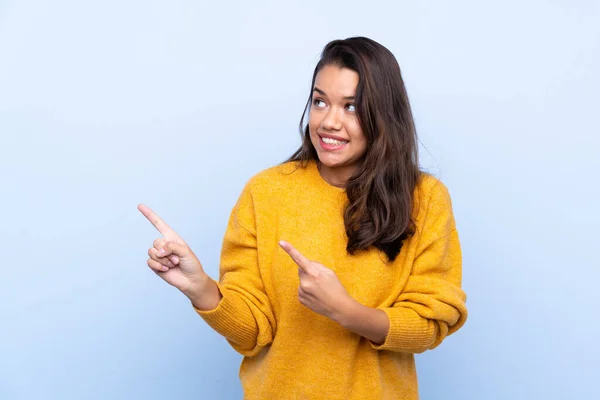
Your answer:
[318,133,349,150]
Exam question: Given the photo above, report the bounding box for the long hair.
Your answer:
[287,37,420,262]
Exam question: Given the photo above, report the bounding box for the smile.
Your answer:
[318,134,349,150]
[322,137,347,145]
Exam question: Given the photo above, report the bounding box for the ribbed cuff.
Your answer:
[370,307,435,353]
[193,283,258,346]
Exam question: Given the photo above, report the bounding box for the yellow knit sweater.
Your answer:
[196,160,467,399]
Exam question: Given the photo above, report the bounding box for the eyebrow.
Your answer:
[313,87,355,100]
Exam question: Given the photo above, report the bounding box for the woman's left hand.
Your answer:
[279,240,355,321]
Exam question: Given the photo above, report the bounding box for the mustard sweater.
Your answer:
[196,160,467,399]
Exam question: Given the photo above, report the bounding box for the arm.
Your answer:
[340,181,467,353]
[185,277,222,312]
[194,182,277,357]
[372,229,466,353]
[334,301,389,345]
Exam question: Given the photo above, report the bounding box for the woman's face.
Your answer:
[309,65,367,186]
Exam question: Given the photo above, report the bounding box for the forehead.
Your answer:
[314,65,359,97]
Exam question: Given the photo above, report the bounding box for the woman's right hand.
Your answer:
[138,204,210,297]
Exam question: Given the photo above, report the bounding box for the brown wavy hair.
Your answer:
[287,37,421,262]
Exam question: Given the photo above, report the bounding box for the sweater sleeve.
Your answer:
[194,182,276,357]
[371,180,467,353]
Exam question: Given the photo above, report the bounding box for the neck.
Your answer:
[317,163,356,188]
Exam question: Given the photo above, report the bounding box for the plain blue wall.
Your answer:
[1,1,599,399]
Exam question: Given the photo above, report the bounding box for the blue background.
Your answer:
[1,0,599,398]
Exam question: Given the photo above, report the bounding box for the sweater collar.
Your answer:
[305,160,348,204]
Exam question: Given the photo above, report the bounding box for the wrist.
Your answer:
[336,300,389,345]
[332,296,360,328]
[184,274,221,311]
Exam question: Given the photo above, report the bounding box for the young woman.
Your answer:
[139,37,467,399]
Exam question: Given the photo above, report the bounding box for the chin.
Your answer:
[316,152,345,168]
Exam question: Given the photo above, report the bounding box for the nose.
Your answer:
[321,107,343,131]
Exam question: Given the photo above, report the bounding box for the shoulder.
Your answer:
[247,161,304,185]
[240,161,309,198]
[247,161,303,188]
[412,173,455,235]
[415,173,453,211]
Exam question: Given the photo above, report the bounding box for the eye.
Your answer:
[313,98,326,108]
[346,103,356,112]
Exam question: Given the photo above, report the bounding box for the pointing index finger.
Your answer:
[279,240,311,272]
[138,204,181,240]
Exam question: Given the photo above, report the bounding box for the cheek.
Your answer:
[349,123,366,146]
[308,115,321,147]
[308,112,319,134]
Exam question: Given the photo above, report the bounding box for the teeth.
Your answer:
[322,137,347,145]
